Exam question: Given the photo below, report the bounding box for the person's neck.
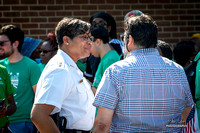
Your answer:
[7,51,23,63]
[129,43,145,52]
[61,47,78,63]
[100,43,112,58]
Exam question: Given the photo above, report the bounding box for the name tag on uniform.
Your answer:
[79,79,83,84]
[59,62,62,67]
[70,65,75,68]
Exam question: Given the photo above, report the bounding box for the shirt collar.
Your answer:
[128,48,159,57]
[57,49,78,69]
[109,39,123,46]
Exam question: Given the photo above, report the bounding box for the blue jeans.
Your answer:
[9,122,37,133]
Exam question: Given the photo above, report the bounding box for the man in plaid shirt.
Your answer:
[93,14,194,132]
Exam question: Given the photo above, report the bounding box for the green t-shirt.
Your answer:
[76,60,86,72]
[38,63,46,72]
[92,50,120,89]
[0,57,41,124]
[195,51,200,101]
[0,65,15,127]
[194,52,200,127]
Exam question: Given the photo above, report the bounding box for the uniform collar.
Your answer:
[57,49,78,69]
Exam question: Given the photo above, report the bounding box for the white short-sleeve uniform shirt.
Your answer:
[34,49,96,130]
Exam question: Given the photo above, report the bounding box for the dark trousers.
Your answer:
[63,129,90,133]
[3,128,12,133]
[0,126,12,133]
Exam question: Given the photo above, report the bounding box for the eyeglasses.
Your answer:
[79,35,94,42]
[39,49,55,54]
[0,40,10,46]
[92,22,107,28]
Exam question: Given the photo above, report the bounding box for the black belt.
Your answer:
[63,129,90,133]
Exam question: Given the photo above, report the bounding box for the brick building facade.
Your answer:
[0,0,200,47]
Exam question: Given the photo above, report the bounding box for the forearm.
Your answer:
[91,86,97,95]
[6,94,17,116]
[93,107,113,133]
[32,115,60,133]
[31,104,60,133]
[5,103,16,116]
[93,121,110,133]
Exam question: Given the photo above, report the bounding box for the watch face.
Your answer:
[0,99,5,108]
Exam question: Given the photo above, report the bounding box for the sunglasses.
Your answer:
[39,50,55,54]
[0,40,10,46]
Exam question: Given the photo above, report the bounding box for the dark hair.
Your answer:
[157,40,173,60]
[173,40,196,67]
[0,25,24,52]
[55,17,90,47]
[91,26,109,44]
[124,14,158,48]
[44,31,58,50]
[90,12,117,39]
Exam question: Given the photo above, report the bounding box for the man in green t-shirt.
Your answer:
[0,64,16,133]
[0,25,41,133]
[90,26,120,95]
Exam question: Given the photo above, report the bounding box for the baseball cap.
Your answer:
[124,10,144,21]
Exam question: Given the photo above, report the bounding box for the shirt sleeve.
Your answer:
[93,67,119,110]
[30,62,41,86]
[34,68,71,113]
[93,57,119,89]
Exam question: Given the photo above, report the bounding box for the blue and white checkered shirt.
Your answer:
[109,39,123,49]
[93,48,194,132]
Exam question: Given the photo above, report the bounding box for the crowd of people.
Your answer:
[0,9,200,133]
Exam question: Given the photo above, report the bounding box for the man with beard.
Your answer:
[0,25,41,133]
[93,14,194,132]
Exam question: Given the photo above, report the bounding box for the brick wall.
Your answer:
[0,0,200,47]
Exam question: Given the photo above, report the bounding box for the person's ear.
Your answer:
[13,40,19,49]
[95,38,102,46]
[127,35,134,51]
[63,36,70,46]
[107,26,111,33]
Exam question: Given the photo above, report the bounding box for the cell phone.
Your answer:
[0,99,5,108]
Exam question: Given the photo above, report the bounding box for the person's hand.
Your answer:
[0,101,6,118]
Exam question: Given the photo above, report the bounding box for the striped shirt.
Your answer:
[109,39,123,49]
[93,48,194,132]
